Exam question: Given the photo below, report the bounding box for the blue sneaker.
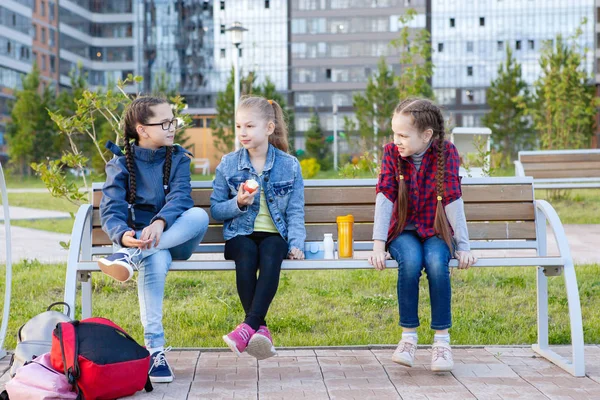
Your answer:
[149,348,174,383]
[97,248,140,282]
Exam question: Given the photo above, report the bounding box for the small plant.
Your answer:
[338,151,380,178]
[300,158,321,179]
[461,135,495,177]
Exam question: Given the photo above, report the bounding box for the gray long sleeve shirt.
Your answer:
[372,144,470,252]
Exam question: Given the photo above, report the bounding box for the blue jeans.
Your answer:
[132,207,209,348]
[388,230,452,330]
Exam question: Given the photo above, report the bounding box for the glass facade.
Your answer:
[431,0,595,127]
[138,0,215,106]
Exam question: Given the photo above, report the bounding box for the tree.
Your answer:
[347,57,398,154]
[213,68,296,154]
[390,8,434,100]
[304,111,332,169]
[482,45,535,167]
[31,75,190,205]
[521,22,598,150]
[6,63,58,175]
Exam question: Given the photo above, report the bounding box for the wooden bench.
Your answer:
[63,177,585,376]
[514,149,600,189]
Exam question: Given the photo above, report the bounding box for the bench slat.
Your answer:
[520,152,600,163]
[92,200,535,228]
[93,184,535,207]
[522,169,600,179]
[521,161,600,171]
[91,220,536,246]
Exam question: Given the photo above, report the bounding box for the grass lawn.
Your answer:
[0,261,598,350]
[10,219,74,234]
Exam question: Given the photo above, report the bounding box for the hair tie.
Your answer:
[267,99,273,105]
[398,174,404,180]
[437,196,442,201]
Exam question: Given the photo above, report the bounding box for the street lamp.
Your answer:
[226,21,248,151]
[333,104,338,170]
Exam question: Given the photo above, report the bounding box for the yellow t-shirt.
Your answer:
[254,185,278,233]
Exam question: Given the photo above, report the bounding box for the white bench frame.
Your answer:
[63,177,585,376]
[514,149,600,189]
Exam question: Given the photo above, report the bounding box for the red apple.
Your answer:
[243,179,259,193]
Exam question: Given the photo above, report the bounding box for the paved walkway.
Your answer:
[0,205,71,221]
[0,345,598,399]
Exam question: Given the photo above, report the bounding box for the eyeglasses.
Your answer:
[144,118,179,131]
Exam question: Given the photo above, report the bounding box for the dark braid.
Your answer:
[163,145,173,194]
[121,96,172,226]
[393,98,454,252]
[123,138,136,206]
[390,156,408,243]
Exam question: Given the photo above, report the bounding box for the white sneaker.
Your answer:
[97,248,141,282]
[391,337,417,367]
[431,342,454,372]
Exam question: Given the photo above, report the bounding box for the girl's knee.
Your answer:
[424,253,450,276]
[185,207,209,229]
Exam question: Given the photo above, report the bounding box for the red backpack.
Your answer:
[50,317,153,400]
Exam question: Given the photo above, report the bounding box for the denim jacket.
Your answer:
[100,141,194,246]
[210,144,306,252]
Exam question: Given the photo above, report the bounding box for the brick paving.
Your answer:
[2,345,598,399]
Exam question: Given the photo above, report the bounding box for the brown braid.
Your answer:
[392,98,454,252]
[390,157,408,242]
[121,96,173,226]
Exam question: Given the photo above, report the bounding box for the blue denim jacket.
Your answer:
[210,144,306,252]
[100,141,194,246]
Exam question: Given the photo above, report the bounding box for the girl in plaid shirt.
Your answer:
[368,98,477,372]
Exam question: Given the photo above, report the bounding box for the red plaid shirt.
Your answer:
[376,140,462,243]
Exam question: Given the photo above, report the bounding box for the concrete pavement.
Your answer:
[0,345,598,399]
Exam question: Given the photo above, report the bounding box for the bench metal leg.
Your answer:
[81,273,92,319]
[533,201,585,377]
[63,205,93,319]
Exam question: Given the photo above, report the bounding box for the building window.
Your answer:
[41,1,46,17]
[194,118,204,128]
[50,55,55,73]
[528,40,534,50]
[220,24,225,34]
[466,41,473,52]
[220,48,225,58]
[497,40,504,51]
[467,66,473,76]
[220,1,225,10]
[449,18,455,28]
[479,17,485,26]
[265,0,270,8]
[516,40,521,50]
[326,68,332,80]
[49,3,55,20]
[206,118,212,128]
[41,27,46,44]
[438,43,444,52]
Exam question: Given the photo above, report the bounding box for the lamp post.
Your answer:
[226,21,248,151]
[333,104,338,170]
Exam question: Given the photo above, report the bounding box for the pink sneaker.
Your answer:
[246,326,277,360]
[222,323,255,355]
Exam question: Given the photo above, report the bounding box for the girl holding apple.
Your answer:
[210,95,306,360]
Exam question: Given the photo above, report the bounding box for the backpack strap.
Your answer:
[145,376,153,392]
[47,301,71,317]
[56,321,81,390]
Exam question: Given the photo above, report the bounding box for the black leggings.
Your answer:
[224,232,288,330]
